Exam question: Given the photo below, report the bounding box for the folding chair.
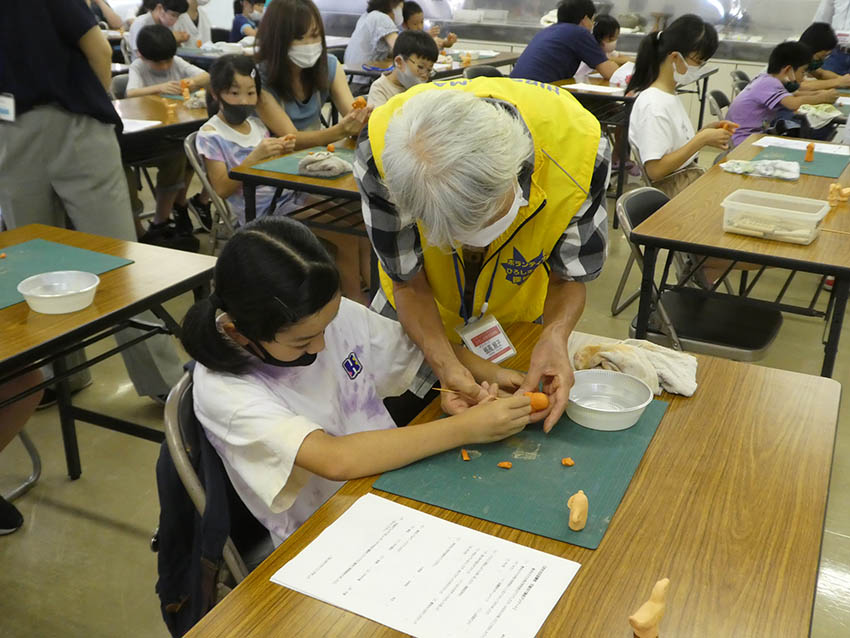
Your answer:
[120,34,132,64]
[617,188,783,360]
[2,432,41,502]
[708,90,730,121]
[184,132,237,252]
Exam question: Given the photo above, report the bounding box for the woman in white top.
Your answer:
[178,0,212,45]
[182,217,535,546]
[626,14,733,198]
[344,0,403,89]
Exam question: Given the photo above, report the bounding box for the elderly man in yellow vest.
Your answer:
[354,77,610,431]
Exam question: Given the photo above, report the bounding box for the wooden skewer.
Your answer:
[820,227,850,236]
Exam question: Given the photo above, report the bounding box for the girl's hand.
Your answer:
[460,394,532,443]
[429,25,441,37]
[444,32,458,47]
[281,133,296,154]
[248,137,290,162]
[173,30,190,43]
[340,106,372,137]
[697,126,732,150]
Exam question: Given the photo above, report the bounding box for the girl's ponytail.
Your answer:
[626,30,663,94]
[181,295,248,374]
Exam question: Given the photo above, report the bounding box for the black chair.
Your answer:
[708,89,731,120]
[616,187,783,361]
[730,69,751,84]
[210,27,229,43]
[463,65,503,79]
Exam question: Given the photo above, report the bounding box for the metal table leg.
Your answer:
[822,276,849,377]
[635,245,658,339]
[244,183,257,223]
[53,356,81,480]
[697,76,709,129]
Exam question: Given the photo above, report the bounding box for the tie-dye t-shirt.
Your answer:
[193,298,425,546]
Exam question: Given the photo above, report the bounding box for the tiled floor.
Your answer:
[1,183,848,637]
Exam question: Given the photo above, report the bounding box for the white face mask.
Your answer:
[288,42,323,69]
[393,5,404,26]
[196,0,210,5]
[250,9,264,21]
[395,57,424,89]
[456,182,526,248]
[603,39,617,53]
[672,53,703,86]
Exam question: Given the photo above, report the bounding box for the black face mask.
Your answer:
[783,81,801,93]
[243,341,318,367]
[220,101,254,125]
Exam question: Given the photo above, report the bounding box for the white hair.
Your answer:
[381,89,533,249]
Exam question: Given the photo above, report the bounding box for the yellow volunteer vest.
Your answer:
[369,77,601,342]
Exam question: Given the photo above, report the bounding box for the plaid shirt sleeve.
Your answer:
[546,135,611,283]
[353,123,425,283]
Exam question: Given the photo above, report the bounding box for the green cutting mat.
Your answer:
[0,239,133,310]
[374,399,668,550]
[753,146,850,178]
[252,146,356,178]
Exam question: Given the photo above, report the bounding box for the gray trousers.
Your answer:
[0,105,182,396]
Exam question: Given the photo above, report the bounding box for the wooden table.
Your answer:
[344,51,521,81]
[184,323,840,637]
[0,224,216,478]
[112,95,208,163]
[631,134,850,377]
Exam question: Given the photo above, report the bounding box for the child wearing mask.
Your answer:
[367,30,438,107]
[231,0,264,41]
[575,15,631,77]
[726,41,838,147]
[344,0,404,91]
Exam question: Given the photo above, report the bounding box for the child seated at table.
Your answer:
[344,0,403,92]
[401,1,456,49]
[726,42,838,147]
[799,23,850,90]
[182,216,533,547]
[510,0,619,83]
[126,24,211,248]
[196,55,367,302]
[128,0,190,60]
[367,30,438,107]
[575,15,632,78]
[626,14,732,198]
[231,0,264,42]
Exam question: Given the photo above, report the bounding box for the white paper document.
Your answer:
[565,82,625,95]
[271,494,581,638]
[753,136,850,155]
[121,118,161,133]
[836,96,850,106]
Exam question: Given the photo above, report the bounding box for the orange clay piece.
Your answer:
[524,391,549,411]
[461,448,471,462]
[497,461,512,469]
[567,490,588,531]
[0,253,6,258]
[351,96,367,109]
[561,457,575,466]
[629,578,670,638]
[196,39,203,48]
[326,143,335,153]
[805,142,815,163]
[721,122,739,133]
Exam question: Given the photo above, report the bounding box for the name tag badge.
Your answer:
[456,314,516,364]
[837,31,850,47]
[0,94,15,122]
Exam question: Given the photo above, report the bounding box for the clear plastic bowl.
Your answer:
[567,369,653,431]
[17,271,100,314]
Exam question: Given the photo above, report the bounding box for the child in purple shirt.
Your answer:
[727,41,838,146]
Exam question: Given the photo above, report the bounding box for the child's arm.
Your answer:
[780,88,839,110]
[93,0,124,29]
[203,136,296,198]
[643,124,732,182]
[187,72,210,90]
[453,344,524,393]
[294,395,532,481]
[800,74,850,90]
[126,79,182,97]
[594,59,620,80]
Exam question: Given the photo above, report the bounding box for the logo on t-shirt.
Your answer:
[342,352,363,379]
[501,248,544,285]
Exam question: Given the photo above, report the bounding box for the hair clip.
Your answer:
[250,68,256,79]
[656,30,663,41]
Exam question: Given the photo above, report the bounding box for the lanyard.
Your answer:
[452,248,501,324]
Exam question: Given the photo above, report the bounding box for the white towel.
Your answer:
[719,159,800,180]
[297,151,353,178]
[573,339,698,396]
[798,103,842,130]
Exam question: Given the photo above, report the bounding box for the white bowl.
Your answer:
[17,271,100,314]
[567,369,653,431]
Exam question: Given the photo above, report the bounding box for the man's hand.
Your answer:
[517,331,574,433]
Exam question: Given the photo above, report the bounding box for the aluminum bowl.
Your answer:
[17,271,100,314]
[566,369,653,431]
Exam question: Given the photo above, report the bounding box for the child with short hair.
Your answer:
[126,24,210,248]
[401,1,456,49]
[231,0,264,41]
[798,22,850,90]
[727,41,838,147]
[344,0,403,91]
[182,216,533,546]
[128,0,190,60]
[367,30,438,107]
[575,15,631,77]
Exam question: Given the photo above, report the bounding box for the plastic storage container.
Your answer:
[722,189,829,245]
[17,271,100,314]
